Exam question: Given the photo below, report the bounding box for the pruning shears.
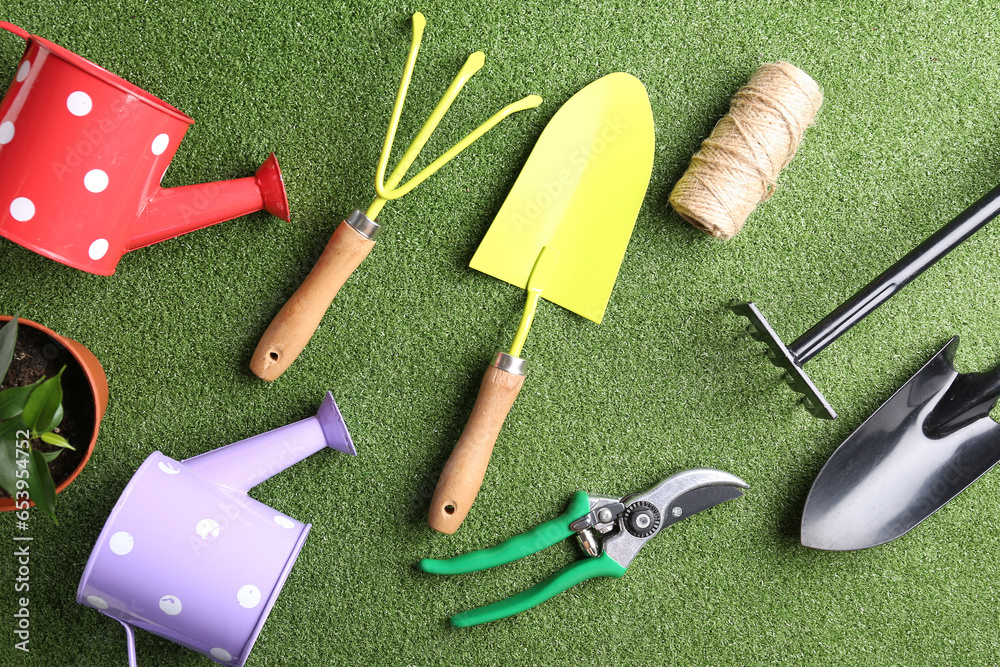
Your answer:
[419,468,748,627]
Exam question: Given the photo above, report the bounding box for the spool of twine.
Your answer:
[669,61,823,240]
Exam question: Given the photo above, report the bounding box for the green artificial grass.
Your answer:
[2,0,1000,665]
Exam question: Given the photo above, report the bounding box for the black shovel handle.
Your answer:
[789,183,1000,365]
[928,353,1000,436]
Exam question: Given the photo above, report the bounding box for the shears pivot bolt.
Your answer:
[624,501,661,538]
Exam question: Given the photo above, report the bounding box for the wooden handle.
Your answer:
[251,219,375,381]
[428,361,526,534]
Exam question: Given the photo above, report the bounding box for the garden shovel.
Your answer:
[801,337,1000,550]
[427,73,655,534]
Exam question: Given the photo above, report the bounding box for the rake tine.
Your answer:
[366,12,541,220]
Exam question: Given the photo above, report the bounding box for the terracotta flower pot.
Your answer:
[0,316,108,511]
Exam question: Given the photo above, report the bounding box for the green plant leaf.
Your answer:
[0,419,22,497]
[0,379,42,421]
[22,367,64,435]
[50,403,63,431]
[39,450,62,463]
[0,315,17,383]
[39,432,73,450]
[26,447,57,524]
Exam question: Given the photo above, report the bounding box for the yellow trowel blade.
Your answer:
[470,72,655,323]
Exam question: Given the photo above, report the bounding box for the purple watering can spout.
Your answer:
[129,153,291,252]
[183,391,355,494]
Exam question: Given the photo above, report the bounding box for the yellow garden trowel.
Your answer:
[428,73,655,534]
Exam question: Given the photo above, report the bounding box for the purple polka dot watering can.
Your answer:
[0,22,291,275]
[77,392,356,666]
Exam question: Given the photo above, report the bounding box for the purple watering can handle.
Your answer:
[117,619,138,667]
[0,22,30,41]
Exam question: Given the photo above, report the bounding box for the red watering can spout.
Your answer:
[129,153,290,251]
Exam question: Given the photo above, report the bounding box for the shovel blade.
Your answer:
[470,73,655,323]
[801,337,1000,550]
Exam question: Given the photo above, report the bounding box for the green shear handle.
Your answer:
[420,491,591,575]
[451,553,626,628]
[419,491,627,628]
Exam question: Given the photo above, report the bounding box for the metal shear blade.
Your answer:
[603,468,748,569]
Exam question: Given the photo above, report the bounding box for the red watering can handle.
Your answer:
[0,22,30,41]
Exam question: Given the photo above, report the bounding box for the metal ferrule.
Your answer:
[575,529,602,558]
[490,351,526,376]
[346,209,381,241]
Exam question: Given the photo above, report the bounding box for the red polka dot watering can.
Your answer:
[77,392,356,666]
[0,23,290,275]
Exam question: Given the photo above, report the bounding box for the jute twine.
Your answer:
[669,61,823,240]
